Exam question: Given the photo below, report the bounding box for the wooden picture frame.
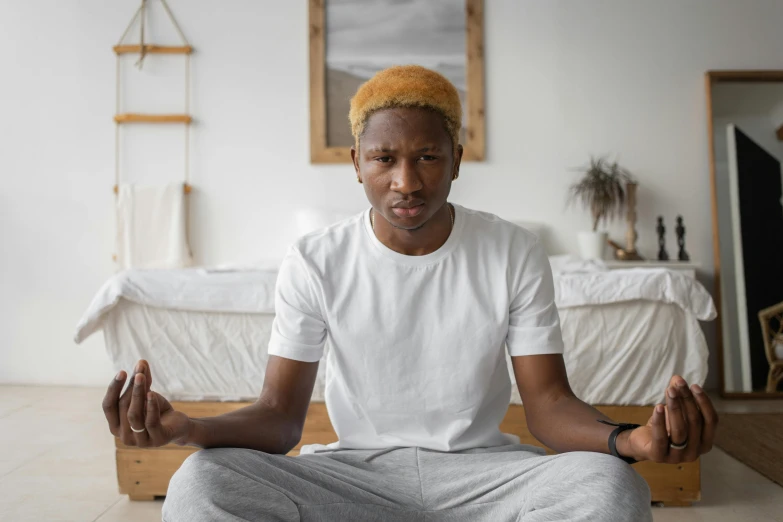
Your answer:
[308,0,485,163]
[705,70,783,399]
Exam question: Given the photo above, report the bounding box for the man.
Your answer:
[102,65,718,521]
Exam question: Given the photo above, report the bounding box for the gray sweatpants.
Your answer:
[162,443,652,521]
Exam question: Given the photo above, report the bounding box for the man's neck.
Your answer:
[373,204,453,256]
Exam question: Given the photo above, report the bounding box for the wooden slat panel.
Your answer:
[117,447,198,498]
[777,125,783,141]
[706,72,728,396]
[116,402,699,505]
[307,0,367,164]
[113,183,191,195]
[113,45,193,55]
[499,405,700,506]
[310,147,353,164]
[308,0,328,163]
[173,401,251,417]
[463,0,485,161]
[707,70,783,83]
[114,114,192,124]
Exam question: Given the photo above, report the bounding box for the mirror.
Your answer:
[707,71,783,396]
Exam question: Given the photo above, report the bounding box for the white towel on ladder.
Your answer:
[115,182,193,270]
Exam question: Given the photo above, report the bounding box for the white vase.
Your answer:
[577,231,608,260]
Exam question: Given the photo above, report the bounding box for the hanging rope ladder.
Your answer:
[113,0,193,195]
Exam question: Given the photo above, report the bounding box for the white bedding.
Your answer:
[74,268,279,344]
[555,301,708,404]
[555,269,715,321]
[75,261,716,344]
[75,263,716,406]
[98,298,707,405]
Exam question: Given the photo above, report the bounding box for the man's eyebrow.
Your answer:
[416,146,440,153]
[366,146,394,153]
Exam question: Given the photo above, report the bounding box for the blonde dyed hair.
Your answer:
[348,65,462,149]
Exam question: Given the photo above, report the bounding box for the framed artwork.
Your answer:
[309,0,485,163]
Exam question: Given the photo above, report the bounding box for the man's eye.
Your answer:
[376,156,392,163]
[420,155,437,161]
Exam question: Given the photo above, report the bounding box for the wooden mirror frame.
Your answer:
[308,0,485,164]
[706,70,783,398]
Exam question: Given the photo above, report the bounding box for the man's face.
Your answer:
[352,107,463,231]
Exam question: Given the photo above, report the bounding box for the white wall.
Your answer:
[3,0,783,388]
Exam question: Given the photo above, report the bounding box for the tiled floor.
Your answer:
[1,386,783,521]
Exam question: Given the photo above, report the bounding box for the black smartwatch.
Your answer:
[597,419,641,464]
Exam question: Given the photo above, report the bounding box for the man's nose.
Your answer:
[390,159,423,195]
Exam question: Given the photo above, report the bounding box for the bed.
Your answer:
[75,260,716,506]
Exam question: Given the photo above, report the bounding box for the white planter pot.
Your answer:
[577,231,608,260]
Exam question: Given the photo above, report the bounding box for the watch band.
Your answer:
[597,419,641,464]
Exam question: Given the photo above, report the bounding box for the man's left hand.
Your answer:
[618,375,719,463]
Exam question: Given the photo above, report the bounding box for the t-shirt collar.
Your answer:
[361,203,465,266]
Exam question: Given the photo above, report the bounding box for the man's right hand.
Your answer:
[102,359,192,447]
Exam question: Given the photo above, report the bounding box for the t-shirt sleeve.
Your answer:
[506,237,565,357]
[267,247,327,362]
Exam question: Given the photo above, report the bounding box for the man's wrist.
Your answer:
[175,417,199,447]
[615,429,641,462]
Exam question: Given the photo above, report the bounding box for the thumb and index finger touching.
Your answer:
[133,359,153,394]
[120,359,153,398]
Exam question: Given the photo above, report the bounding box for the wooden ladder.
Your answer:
[113,0,193,195]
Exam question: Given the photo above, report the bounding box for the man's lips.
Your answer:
[391,203,425,218]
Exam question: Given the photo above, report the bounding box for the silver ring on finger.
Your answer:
[130,426,146,433]
[669,439,688,450]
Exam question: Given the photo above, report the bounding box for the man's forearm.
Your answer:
[526,393,632,458]
[182,401,301,454]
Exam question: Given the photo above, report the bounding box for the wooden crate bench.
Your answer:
[116,402,699,507]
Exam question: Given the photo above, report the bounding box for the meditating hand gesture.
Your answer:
[102,359,191,447]
[619,375,719,463]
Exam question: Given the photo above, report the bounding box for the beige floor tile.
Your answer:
[0,412,97,465]
[0,404,88,478]
[0,386,52,418]
[0,475,121,522]
[14,443,116,480]
[33,386,107,413]
[652,505,778,521]
[701,445,773,485]
[95,498,164,522]
[0,388,122,521]
[0,445,49,477]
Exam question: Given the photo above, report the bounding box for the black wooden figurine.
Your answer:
[676,215,690,261]
[657,216,669,261]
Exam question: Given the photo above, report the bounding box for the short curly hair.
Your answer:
[348,65,462,149]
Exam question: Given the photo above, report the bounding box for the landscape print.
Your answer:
[325,0,467,147]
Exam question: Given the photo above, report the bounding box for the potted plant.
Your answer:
[568,156,633,260]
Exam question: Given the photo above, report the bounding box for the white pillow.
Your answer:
[548,254,608,275]
[510,221,544,238]
[295,208,356,237]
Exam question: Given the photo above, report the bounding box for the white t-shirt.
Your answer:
[267,204,564,454]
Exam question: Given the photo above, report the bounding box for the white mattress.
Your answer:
[75,262,716,344]
[74,268,279,344]
[78,263,716,405]
[101,297,708,406]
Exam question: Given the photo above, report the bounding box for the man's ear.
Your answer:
[351,145,362,183]
[452,144,464,180]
